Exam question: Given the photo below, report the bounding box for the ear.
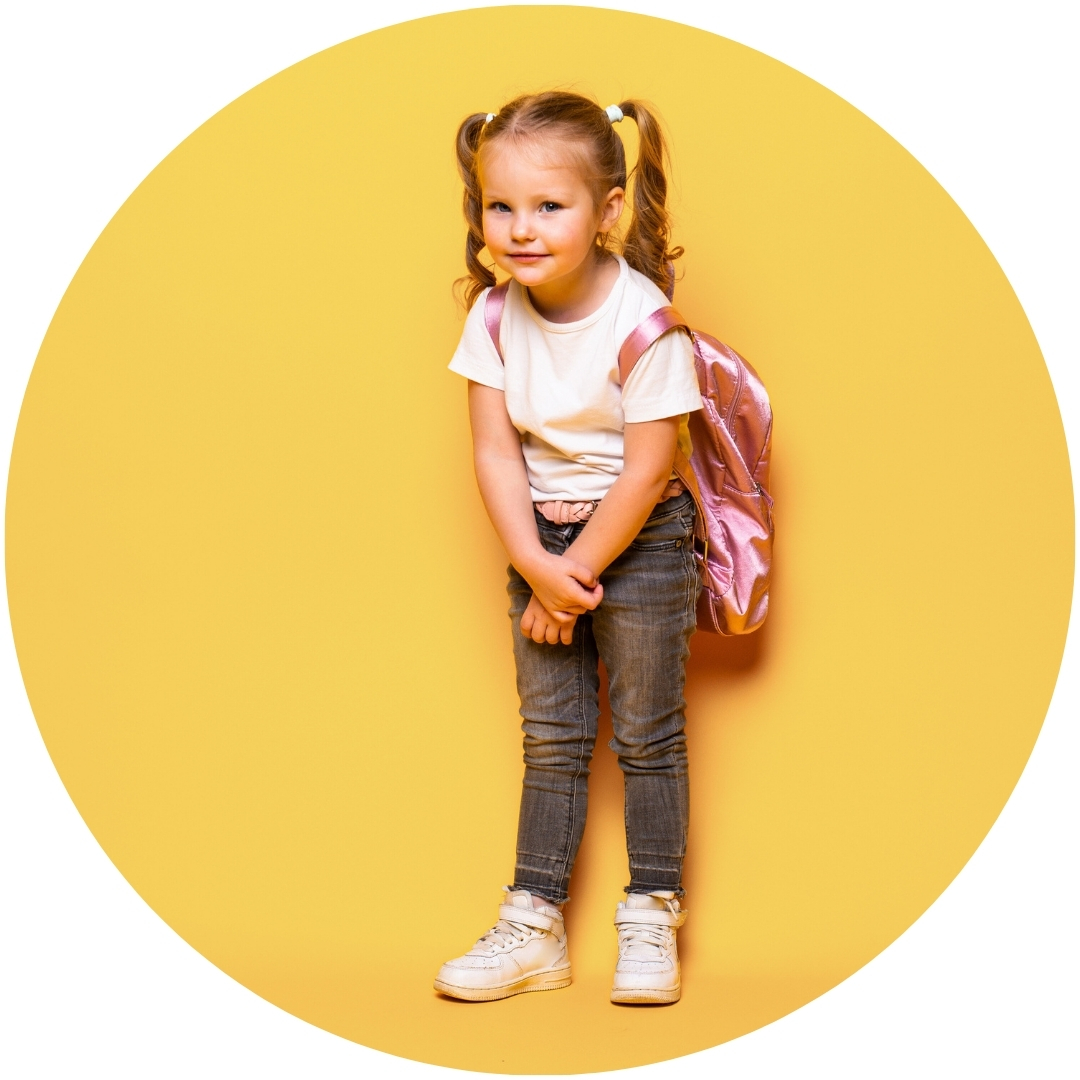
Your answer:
[597,186,625,235]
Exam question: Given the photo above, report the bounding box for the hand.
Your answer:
[520,593,578,645]
[523,552,603,617]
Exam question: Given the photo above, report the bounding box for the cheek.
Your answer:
[481,214,503,247]
[549,213,598,253]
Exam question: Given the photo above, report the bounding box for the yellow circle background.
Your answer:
[5,7,1073,1074]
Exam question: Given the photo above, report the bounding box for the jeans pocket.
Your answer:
[628,510,695,552]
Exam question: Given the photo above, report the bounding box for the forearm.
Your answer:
[564,467,670,577]
[473,445,548,580]
[466,381,601,619]
[564,415,681,578]
[467,381,547,580]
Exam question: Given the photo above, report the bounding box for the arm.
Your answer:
[564,415,682,578]
[467,381,603,640]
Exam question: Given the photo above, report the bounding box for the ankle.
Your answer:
[625,889,680,910]
[506,886,564,916]
[531,893,563,915]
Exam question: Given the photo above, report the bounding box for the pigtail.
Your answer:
[454,112,497,309]
[617,100,683,296]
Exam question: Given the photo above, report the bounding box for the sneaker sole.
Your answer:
[434,969,572,1002]
[610,985,681,1004]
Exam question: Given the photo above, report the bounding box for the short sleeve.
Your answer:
[448,289,505,391]
[620,327,702,423]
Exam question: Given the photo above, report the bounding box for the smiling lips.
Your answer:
[509,252,550,261]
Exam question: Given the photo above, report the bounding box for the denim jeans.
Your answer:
[507,491,700,906]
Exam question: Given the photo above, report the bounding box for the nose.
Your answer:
[510,211,534,242]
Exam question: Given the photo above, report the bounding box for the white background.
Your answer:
[1,2,1076,1077]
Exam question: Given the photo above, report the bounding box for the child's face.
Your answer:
[479,138,623,293]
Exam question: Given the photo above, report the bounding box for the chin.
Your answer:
[505,268,553,287]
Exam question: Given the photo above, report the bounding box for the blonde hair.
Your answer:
[454,91,683,309]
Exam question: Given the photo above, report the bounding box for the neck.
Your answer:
[527,252,619,323]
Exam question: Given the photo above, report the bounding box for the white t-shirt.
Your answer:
[448,256,703,503]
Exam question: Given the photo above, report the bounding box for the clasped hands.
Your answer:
[519,551,603,646]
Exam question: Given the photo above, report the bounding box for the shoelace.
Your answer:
[474,917,540,954]
[617,922,675,961]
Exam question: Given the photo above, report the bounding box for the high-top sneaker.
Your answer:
[434,888,571,1002]
[610,891,687,1003]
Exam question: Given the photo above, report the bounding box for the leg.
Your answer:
[591,493,699,897]
[507,518,600,906]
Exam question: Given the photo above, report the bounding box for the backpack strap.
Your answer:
[617,306,689,384]
[484,279,511,363]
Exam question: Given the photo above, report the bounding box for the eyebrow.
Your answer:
[482,188,576,204]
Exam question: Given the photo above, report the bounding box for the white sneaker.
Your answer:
[434,889,572,1002]
[610,891,687,1003]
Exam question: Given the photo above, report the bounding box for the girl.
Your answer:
[435,91,701,1005]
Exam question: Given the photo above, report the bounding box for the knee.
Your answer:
[523,731,596,774]
[610,724,686,775]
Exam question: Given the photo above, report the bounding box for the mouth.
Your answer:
[508,253,550,262]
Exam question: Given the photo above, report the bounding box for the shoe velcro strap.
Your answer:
[498,904,559,933]
[614,906,687,929]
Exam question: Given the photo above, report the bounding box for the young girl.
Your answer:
[435,92,701,1005]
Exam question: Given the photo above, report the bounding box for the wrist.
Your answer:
[510,543,553,585]
[563,540,601,580]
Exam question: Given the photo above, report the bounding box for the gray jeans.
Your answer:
[507,492,700,905]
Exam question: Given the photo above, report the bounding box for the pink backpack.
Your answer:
[485,282,774,635]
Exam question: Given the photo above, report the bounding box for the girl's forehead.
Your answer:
[480,135,591,184]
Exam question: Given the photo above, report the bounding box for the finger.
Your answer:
[545,619,561,645]
[557,579,596,608]
[559,619,576,645]
[531,614,548,643]
[563,559,598,589]
[568,583,603,610]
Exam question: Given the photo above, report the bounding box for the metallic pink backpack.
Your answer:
[485,284,774,635]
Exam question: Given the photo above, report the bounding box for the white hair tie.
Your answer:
[485,113,496,123]
[605,104,624,124]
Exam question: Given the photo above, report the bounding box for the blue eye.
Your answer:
[488,202,511,213]
[541,201,561,212]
